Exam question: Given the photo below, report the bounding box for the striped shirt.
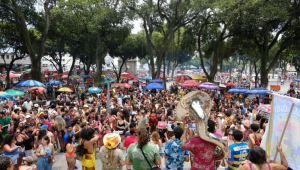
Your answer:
[228,142,250,170]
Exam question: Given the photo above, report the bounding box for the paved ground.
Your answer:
[50,78,293,170]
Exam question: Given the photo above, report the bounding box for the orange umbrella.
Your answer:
[28,87,46,92]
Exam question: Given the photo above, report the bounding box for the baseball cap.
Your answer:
[25,115,31,119]
[22,156,34,163]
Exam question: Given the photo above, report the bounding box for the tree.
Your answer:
[0,22,27,89]
[222,0,300,87]
[0,0,55,81]
[127,0,201,84]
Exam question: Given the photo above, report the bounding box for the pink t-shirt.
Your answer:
[123,136,138,151]
[185,137,216,170]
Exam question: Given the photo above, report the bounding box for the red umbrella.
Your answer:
[3,73,21,78]
[225,82,236,87]
[122,75,138,79]
[179,80,201,87]
[118,83,132,88]
[159,73,169,79]
[43,70,51,73]
[175,75,192,83]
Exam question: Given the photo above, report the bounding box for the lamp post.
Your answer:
[105,53,113,114]
[79,62,85,94]
[237,65,242,87]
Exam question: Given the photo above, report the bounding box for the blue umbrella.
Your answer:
[83,75,93,79]
[246,87,272,94]
[228,87,248,93]
[17,80,45,87]
[88,87,102,93]
[47,80,62,85]
[143,76,152,80]
[292,79,300,82]
[150,79,163,83]
[103,79,116,84]
[145,83,165,89]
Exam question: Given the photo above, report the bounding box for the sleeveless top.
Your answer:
[248,162,271,170]
[66,143,75,157]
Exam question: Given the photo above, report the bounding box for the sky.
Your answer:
[131,19,142,34]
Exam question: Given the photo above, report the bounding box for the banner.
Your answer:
[261,94,300,169]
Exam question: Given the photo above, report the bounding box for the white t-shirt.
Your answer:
[22,101,32,111]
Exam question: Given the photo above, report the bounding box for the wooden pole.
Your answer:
[273,103,295,162]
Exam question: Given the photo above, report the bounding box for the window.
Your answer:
[62,59,65,62]
[6,55,9,59]
[42,64,48,67]
[50,64,53,66]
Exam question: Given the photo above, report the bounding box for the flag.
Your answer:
[261,94,300,169]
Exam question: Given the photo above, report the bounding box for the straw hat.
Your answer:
[103,133,121,149]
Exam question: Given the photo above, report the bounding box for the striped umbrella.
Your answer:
[175,75,192,83]
[47,81,62,85]
[17,80,45,87]
[227,87,248,93]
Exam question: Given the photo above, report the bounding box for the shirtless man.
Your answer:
[248,124,262,149]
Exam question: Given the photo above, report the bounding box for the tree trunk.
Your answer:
[31,57,42,81]
[163,56,166,88]
[272,67,275,79]
[167,60,171,76]
[249,62,252,81]
[67,55,76,84]
[5,70,10,90]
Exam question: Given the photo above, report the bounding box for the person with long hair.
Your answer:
[125,127,161,170]
[157,115,168,143]
[150,131,162,149]
[54,116,66,152]
[76,127,99,170]
[35,136,54,170]
[0,134,22,169]
[65,135,76,170]
[238,145,288,170]
[99,133,125,170]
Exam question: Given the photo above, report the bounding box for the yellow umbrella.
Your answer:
[57,87,73,92]
[191,74,207,82]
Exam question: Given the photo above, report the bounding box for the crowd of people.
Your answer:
[0,83,291,170]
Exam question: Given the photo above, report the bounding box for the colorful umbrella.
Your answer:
[227,87,248,93]
[225,82,237,87]
[179,80,201,87]
[43,70,51,73]
[52,73,62,77]
[150,79,164,83]
[175,75,192,83]
[121,72,129,75]
[191,74,207,82]
[142,76,152,80]
[245,88,272,94]
[292,79,300,82]
[3,73,21,78]
[198,83,220,90]
[17,80,45,87]
[47,81,62,85]
[57,87,73,92]
[145,83,165,90]
[122,75,138,79]
[118,83,132,88]
[0,92,13,98]
[4,89,24,96]
[103,79,116,84]
[28,87,46,92]
[159,73,169,79]
[62,75,68,79]
[88,87,101,93]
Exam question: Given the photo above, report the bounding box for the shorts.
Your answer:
[24,149,33,157]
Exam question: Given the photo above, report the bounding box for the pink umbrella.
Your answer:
[62,75,68,79]
[179,80,201,87]
[118,83,132,88]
